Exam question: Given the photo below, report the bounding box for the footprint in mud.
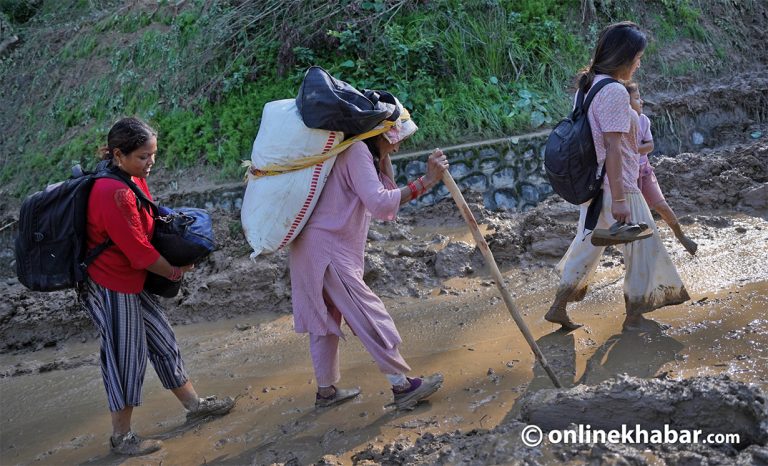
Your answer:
[32,435,95,462]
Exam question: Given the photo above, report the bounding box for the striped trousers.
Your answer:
[83,279,188,412]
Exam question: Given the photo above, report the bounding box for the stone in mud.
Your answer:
[741,183,768,209]
[367,229,386,241]
[388,224,414,241]
[518,374,768,447]
[434,241,476,278]
[363,254,390,283]
[530,236,571,258]
[699,215,733,228]
[206,276,233,290]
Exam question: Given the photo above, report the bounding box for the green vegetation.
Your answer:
[0,0,41,23]
[0,0,736,197]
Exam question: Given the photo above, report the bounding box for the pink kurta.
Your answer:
[587,75,641,194]
[289,141,402,346]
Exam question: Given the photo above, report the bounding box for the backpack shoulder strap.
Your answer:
[582,78,620,111]
[94,168,159,217]
[81,167,160,269]
[82,168,159,267]
[82,237,113,268]
[574,88,586,111]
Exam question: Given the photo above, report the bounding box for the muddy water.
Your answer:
[1,213,766,465]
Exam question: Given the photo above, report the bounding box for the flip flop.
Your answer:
[609,221,643,235]
[591,221,653,246]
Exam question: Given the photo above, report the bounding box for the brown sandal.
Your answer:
[591,222,652,246]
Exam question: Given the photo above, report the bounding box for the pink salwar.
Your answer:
[290,142,411,385]
[310,264,411,386]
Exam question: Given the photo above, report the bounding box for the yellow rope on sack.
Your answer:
[244,109,410,180]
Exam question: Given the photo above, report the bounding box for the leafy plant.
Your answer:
[508,89,553,128]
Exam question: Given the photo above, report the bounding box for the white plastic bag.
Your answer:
[241,99,343,256]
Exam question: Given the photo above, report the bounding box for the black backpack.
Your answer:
[14,162,152,292]
[296,66,400,135]
[544,78,619,205]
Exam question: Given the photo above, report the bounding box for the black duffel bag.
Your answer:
[296,66,400,135]
[144,206,215,298]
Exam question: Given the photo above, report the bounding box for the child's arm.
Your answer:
[638,139,654,155]
[638,114,654,155]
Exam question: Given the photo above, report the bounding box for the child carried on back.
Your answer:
[626,81,697,255]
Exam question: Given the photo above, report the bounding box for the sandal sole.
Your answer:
[591,229,652,246]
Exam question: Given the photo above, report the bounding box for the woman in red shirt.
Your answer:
[84,117,235,456]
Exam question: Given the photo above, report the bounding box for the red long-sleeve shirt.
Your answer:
[86,176,160,293]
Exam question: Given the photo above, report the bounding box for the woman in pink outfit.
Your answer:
[289,112,448,409]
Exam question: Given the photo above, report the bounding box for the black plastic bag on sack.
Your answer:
[296,66,400,135]
[144,207,215,298]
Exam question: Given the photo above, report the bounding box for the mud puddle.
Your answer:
[1,209,766,465]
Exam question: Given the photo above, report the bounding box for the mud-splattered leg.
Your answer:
[654,201,697,255]
[545,285,586,331]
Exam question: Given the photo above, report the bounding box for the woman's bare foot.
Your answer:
[622,315,667,332]
[676,234,698,256]
[545,305,583,331]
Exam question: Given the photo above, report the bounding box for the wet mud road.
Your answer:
[1,209,766,465]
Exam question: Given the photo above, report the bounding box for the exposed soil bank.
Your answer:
[519,374,768,447]
[646,70,768,155]
[352,384,768,466]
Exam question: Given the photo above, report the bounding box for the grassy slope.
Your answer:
[0,0,755,198]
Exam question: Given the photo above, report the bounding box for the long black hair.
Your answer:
[364,136,382,174]
[577,21,647,93]
[98,117,157,160]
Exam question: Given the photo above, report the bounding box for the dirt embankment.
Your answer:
[653,141,768,212]
[646,70,768,155]
[351,375,768,465]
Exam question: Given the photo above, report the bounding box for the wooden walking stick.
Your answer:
[442,171,563,388]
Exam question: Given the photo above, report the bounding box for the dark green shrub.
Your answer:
[0,0,41,23]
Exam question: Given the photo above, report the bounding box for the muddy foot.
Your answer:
[678,234,698,256]
[622,316,669,333]
[544,307,583,331]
